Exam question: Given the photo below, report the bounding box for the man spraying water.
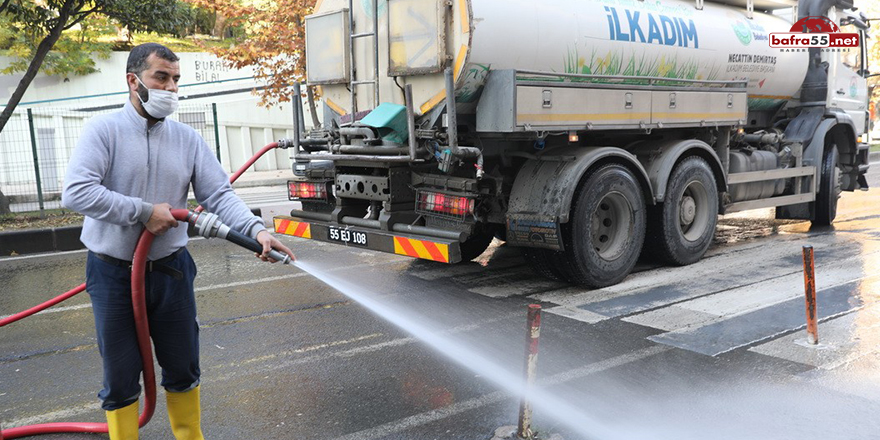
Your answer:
[61,43,295,440]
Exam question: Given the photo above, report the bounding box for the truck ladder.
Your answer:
[348,0,380,115]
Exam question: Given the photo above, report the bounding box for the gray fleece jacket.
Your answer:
[62,99,265,261]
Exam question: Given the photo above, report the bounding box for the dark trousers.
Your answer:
[86,249,200,411]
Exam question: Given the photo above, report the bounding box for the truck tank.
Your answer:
[310,0,809,117]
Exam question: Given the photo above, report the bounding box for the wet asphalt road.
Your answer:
[2,165,880,440]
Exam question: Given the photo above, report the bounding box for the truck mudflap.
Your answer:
[273,216,462,264]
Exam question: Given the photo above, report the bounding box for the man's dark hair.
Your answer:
[126,43,179,76]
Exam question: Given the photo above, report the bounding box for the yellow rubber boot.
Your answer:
[105,400,139,440]
[166,386,205,440]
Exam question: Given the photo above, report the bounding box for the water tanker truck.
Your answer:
[274,0,872,287]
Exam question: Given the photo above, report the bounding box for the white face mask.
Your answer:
[134,75,178,119]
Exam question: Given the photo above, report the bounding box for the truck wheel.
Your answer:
[648,156,718,265]
[556,164,646,287]
[812,144,840,226]
[458,223,495,263]
[522,248,566,281]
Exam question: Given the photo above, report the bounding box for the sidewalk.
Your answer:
[0,169,300,257]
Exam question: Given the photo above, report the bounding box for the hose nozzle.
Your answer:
[185,210,292,264]
[188,211,228,239]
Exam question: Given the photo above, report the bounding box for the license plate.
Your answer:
[328,226,368,246]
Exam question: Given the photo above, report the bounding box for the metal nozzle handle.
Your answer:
[187,210,291,264]
[266,249,292,264]
[225,228,292,265]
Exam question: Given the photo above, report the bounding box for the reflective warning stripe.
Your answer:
[393,236,449,263]
[274,218,312,239]
[421,91,446,115]
[458,0,469,34]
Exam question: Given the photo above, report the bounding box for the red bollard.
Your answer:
[517,304,542,440]
[802,246,819,345]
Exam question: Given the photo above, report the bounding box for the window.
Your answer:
[838,24,864,76]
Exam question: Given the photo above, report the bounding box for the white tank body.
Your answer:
[311,0,808,116]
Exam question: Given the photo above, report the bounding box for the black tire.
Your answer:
[812,144,840,226]
[458,223,495,263]
[556,164,646,287]
[522,248,567,281]
[647,156,718,266]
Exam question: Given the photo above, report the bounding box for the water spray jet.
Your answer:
[291,260,625,440]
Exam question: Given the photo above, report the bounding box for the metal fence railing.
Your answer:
[0,103,220,214]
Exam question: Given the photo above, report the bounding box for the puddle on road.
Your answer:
[714,208,803,244]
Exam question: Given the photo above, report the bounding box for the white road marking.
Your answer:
[528,232,829,310]
[0,248,88,261]
[0,259,400,321]
[543,305,609,324]
[750,302,880,370]
[194,272,308,292]
[236,334,383,366]
[2,400,101,428]
[2,317,508,429]
[329,345,669,440]
[0,303,94,320]
[625,263,880,333]
[210,313,522,382]
[623,305,717,332]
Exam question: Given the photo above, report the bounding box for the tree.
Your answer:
[0,13,114,78]
[0,0,192,214]
[0,0,193,133]
[184,0,312,106]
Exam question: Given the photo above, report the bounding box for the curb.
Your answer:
[0,226,83,256]
[0,208,262,258]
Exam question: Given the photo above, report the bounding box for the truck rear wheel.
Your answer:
[647,156,718,265]
[522,248,567,281]
[812,144,840,227]
[556,164,646,287]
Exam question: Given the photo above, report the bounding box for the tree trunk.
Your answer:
[0,17,68,133]
[0,189,10,215]
[212,12,228,38]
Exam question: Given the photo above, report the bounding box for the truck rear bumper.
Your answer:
[273,215,462,263]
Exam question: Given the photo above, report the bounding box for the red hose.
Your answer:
[1,141,280,329]
[0,285,86,327]
[196,142,278,213]
[1,143,279,438]
[128,209,192,427]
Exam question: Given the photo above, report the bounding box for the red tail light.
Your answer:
[288,181,330,201]
[416,191,476,218]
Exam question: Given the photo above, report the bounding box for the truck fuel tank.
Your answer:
[728,150,786,202]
